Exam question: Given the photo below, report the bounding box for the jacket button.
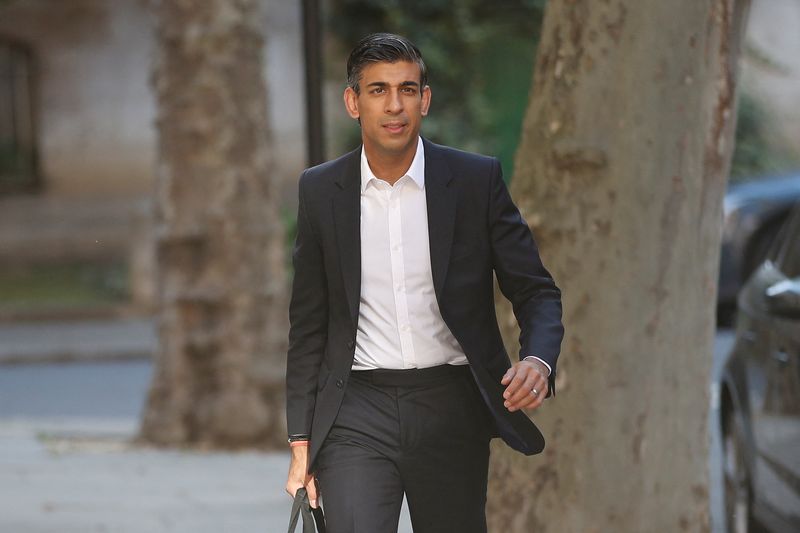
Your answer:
[347,340,354,350]
[336,379,344,389]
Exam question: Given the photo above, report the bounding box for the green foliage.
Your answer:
[326,0,547,179]
[730,91,800,183]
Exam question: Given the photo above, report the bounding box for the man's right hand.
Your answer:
[285,444,319,509]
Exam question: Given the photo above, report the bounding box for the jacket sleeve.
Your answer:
[488,158,564,395]
[286,172,329,437]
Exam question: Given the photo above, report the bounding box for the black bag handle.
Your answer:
[288,488,326,533]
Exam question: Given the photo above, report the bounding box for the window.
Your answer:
[0,39,37,193]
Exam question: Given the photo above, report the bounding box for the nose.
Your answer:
[385,89,403,114]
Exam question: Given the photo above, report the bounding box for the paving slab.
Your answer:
[0,418,413,533]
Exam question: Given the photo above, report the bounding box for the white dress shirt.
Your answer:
[352,136,551,375]
[353,137,468,370]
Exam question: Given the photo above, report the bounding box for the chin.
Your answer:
[384,135,415,149]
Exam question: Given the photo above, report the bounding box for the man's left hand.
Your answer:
[501,359,549,412]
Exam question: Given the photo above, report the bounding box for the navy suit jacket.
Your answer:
[286,137,564,469]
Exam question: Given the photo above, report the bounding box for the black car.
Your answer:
[719,173,800,323]
[719,204,800,532]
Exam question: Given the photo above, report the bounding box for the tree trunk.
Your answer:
[487,1,750,531]
[138,0,287,449]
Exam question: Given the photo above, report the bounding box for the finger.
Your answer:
[306,475,319,509]
[521,379,549,412]
[508,373,548,411]
[501,366,516,385]
[527,381,548,411]
[503,366,530,401]
[505,372,537,409]
[507,373,539,407]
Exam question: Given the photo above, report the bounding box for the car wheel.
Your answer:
[722,409,759,533]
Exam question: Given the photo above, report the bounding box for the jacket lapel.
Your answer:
[423,139,457,301]
[332,148,362,328]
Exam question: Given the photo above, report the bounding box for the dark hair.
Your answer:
[346,33,428,94]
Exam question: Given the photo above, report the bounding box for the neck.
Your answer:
[363,140,418,185]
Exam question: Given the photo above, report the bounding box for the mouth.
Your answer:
[382,122,407,134]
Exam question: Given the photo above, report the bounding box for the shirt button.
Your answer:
[336,379,344,389]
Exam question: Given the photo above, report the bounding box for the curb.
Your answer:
[0,349,152,366]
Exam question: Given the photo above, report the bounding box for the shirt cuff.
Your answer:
[523,356,551,376]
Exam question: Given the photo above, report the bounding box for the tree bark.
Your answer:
[487,1,750,531]
[138,0,287,449]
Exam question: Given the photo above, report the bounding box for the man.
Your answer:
[285,33,563,532]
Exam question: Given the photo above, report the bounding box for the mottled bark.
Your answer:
[138,0,287,449]
[488,1,749,531]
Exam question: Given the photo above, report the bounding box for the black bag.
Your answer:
[287,488,326,533]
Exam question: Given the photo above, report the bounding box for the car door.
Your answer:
[751,205,800,529]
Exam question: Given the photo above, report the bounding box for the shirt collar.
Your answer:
[360,136,425,193]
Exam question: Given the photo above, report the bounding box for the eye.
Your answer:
[371,87,386,95]
[401,87,417,95]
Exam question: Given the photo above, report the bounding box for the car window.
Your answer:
[774,204,800,278]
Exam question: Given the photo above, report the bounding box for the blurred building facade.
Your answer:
[0,0,305,312]
[740,0,800,154]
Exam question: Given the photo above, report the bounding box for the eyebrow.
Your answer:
[366,81,420,88]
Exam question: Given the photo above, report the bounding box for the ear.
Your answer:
[343,87,360,120]
[420,85,431,117]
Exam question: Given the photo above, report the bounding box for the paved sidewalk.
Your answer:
[0,417,291,532]
[0,417,414,532]
[0,419,418,533]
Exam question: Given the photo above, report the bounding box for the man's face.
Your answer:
[343,60,431,159]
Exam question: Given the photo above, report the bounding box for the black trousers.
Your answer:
[315,364,494,533]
